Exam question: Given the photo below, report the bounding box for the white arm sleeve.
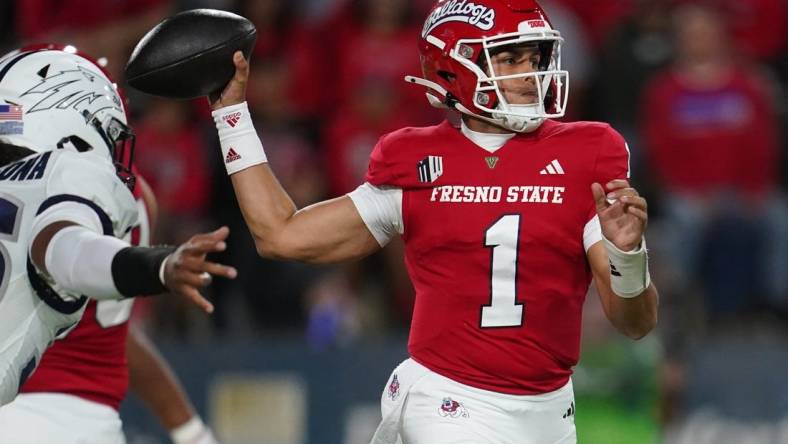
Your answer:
[347,182,403,247]
[28,201,123,301]
[583,215,602,252]
[44,225,127,300]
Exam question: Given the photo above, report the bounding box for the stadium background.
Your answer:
[1,0,786,442]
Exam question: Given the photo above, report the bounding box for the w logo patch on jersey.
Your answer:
[417,156,443,183]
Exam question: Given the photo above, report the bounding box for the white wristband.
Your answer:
[212,101,267,175]
[604,236,651,298]
[170,416,213,444]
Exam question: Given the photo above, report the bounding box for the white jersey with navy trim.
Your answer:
[0,149,137,406]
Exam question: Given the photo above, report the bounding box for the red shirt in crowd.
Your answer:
[641,67,779,195]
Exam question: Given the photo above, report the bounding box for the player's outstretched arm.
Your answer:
[208,52,381,264]
[588,180,659,339]
[127,326,220,444]
[30,223,237,313]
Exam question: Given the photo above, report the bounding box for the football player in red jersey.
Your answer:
[209,1,658,442]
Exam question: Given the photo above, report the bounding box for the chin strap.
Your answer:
[404,75,451,109]
[403,75,540,133]
[404,75,447,97]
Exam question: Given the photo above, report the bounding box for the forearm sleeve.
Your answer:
[44,226,175,299]
[45,225,127,300]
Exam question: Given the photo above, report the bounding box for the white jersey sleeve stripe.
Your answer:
[347,182,403,247]
[30,194,116,262]
[35,195,114,234]
[29,201,106,251]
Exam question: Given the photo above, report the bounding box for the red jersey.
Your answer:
[366,120,629,395]
[642,68,778,195]
[20,185,151,410]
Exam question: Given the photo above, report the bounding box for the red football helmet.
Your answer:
[407,0,569,132]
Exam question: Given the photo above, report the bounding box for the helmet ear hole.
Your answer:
[437,70,456,82]
[56,135,93,153]
[537,42,553,70]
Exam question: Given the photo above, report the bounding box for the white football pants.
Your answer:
[0,393,124,444]
[370,358,577,444]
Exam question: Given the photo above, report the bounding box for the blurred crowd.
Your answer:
[1,0,786,435]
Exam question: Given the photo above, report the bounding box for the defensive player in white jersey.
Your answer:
[0,172,219,444]
[0,45,220,444]
[0,46,237,407]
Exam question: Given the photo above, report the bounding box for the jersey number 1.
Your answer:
[481,214,524,328]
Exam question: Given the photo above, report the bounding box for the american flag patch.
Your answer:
[0,104,22,120]
[0,104,23,135]
[417,155,443,183]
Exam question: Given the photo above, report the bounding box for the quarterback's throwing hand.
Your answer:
[163,226,237,313]
[208,51,249,110]
[592,180,648,252]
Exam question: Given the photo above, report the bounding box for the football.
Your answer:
[125,9,257,100]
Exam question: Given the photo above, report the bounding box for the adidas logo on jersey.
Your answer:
[225,148,241,163]
[539,159,564,175]
[223,112,242,127]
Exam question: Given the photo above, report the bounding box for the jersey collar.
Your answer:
[459,119,516,153]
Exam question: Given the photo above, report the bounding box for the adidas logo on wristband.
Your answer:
[223,111,242,127]
[225,148,241,163]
